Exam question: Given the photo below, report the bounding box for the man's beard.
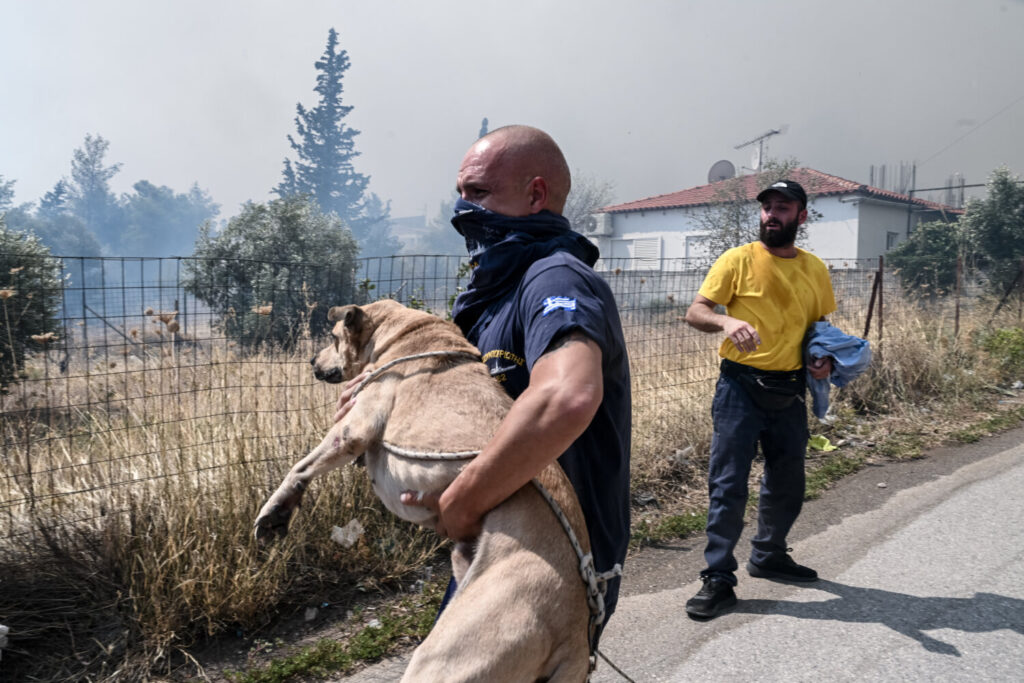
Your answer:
[759,216,800,248]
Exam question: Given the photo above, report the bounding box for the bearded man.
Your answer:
[682,179,836,619]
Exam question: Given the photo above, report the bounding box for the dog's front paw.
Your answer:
[253,504,294,544]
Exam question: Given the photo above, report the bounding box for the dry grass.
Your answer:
[1,342,441,681]
[621,296,1023,539]
[2,294,1023,681]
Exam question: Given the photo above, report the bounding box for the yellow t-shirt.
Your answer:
[698,242,836,371]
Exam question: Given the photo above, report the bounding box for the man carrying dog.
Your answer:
[683,179,835,619]
[392,125,633,641]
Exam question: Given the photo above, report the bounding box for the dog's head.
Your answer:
[310,304,377,383]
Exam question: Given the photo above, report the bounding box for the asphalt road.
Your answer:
[343,425,1024,682]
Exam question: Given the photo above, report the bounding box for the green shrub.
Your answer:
[0,218,63,388]
[979,326,1024,377]
[887,219,963,298]
[184,196,360,349]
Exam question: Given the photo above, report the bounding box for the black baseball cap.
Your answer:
[756,179,807,208]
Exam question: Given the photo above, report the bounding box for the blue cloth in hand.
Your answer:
[804,321,872,418]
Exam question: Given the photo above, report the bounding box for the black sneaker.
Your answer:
[685,576,737,619]
[746,553,818,582]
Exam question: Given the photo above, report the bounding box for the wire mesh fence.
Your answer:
[0,252,996,543]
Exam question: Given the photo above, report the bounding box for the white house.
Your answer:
[589,168,961,268]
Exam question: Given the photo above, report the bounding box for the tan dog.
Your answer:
[254,299,591,682]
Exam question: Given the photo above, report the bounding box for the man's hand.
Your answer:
[685,294,760,353]
[334,369,372,423]
[808,355,833,380]
[399,489,482,542]
[722,318,762,354]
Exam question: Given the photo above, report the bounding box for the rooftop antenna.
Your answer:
[735,125,788,171]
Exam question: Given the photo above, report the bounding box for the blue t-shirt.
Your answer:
[467,251,632,620]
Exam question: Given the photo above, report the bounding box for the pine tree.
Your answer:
[68,133,123,247]
[274,28,370,226]
[0,174,15,212]
[38,179,71,218]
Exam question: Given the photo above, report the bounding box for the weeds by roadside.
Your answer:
[226,580,444,683]
[1,292,1023,681]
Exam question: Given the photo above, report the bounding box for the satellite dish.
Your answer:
[708,160,736,183]
[750,147,761,171]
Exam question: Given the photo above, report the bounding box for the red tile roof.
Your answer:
[600,168,962,215]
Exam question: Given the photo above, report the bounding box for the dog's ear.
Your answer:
[339,306,366,333]
[328,305,365,327]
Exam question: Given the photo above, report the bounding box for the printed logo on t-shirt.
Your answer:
[481,348,525,385]
[541,296,577,316]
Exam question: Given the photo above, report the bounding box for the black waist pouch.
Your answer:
[721,359,805,411]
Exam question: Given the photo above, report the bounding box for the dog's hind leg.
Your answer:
[401,560,588,682]
[253,414,377,543]
[401,600,552,683]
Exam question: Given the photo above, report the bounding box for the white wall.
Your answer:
[802,196,860,261]
[857,199,917,260]
[606,207,708,260]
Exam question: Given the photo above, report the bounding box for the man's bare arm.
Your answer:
[684,294,761,354]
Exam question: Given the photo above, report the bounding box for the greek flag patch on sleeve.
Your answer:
[542,296,577,316]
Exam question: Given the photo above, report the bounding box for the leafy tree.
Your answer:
[564,170,615,234]
[184,195,359,349]
[2,206,103,257]
[694,158,821,263]
[0,174,15,212]
[120,180,219,256]
[68,133,124,249]
[274,28,370,226]
[0,216,63,389]
[887,219,964,297]
[960,166,1024,296]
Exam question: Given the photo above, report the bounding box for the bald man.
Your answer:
[402,125,632,640]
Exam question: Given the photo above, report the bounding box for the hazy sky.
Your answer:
[3,0,1023,221]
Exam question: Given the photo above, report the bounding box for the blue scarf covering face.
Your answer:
[449,198,600,339]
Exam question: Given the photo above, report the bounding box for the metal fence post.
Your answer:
[877,255,884,342]
[864,262,880,339]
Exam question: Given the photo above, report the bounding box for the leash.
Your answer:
[382,442,480,460]
[355,350,634,681]
[530,479,625,678]
[596,648,637,683]
[349,350,482,399]
[354,350,484,462]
